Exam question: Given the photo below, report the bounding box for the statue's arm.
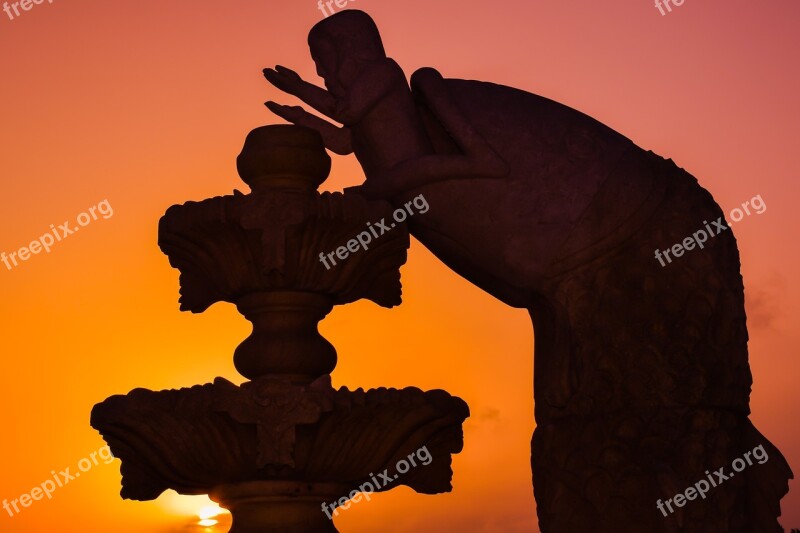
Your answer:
[265,102,353,155]
[263,61,401,125]
[361,153,505,199]
[334,59,409,124]
[263,65,338,118]
[361,68,509,199]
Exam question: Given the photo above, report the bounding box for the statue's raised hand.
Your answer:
[263,65,338,118]
[264,102,311,124]
[263,65,305,96]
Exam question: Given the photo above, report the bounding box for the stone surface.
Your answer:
[91,378,468,500]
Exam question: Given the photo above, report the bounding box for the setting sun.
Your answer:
[197,503,228,527]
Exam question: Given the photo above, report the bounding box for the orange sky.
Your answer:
[1,0,798,531]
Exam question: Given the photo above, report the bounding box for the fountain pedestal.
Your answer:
[213,481,346,533]
[91,125,469,532]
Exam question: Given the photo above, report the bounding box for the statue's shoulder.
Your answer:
[410,67,632,150]
[411,67,535,98]
[410,67,562,122]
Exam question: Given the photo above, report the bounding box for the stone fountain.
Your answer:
[91,125,469,532]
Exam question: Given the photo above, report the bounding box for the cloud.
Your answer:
[745,274,786,331]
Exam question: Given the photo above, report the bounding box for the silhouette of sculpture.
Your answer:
[91,125,469,532]
[264,10,793,532]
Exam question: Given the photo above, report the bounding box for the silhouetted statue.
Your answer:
[264,10,792,532]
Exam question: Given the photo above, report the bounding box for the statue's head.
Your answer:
[308,10,386,97]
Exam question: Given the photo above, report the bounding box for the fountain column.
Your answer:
[91,125,469,532]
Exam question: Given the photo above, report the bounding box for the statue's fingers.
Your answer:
[262,68,280,85]
[263,69,293,93]
[265,102,306,124]
[275,65,301,80]
[264,101,292,120]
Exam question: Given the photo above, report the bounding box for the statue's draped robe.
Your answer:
[403,75,792,532]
